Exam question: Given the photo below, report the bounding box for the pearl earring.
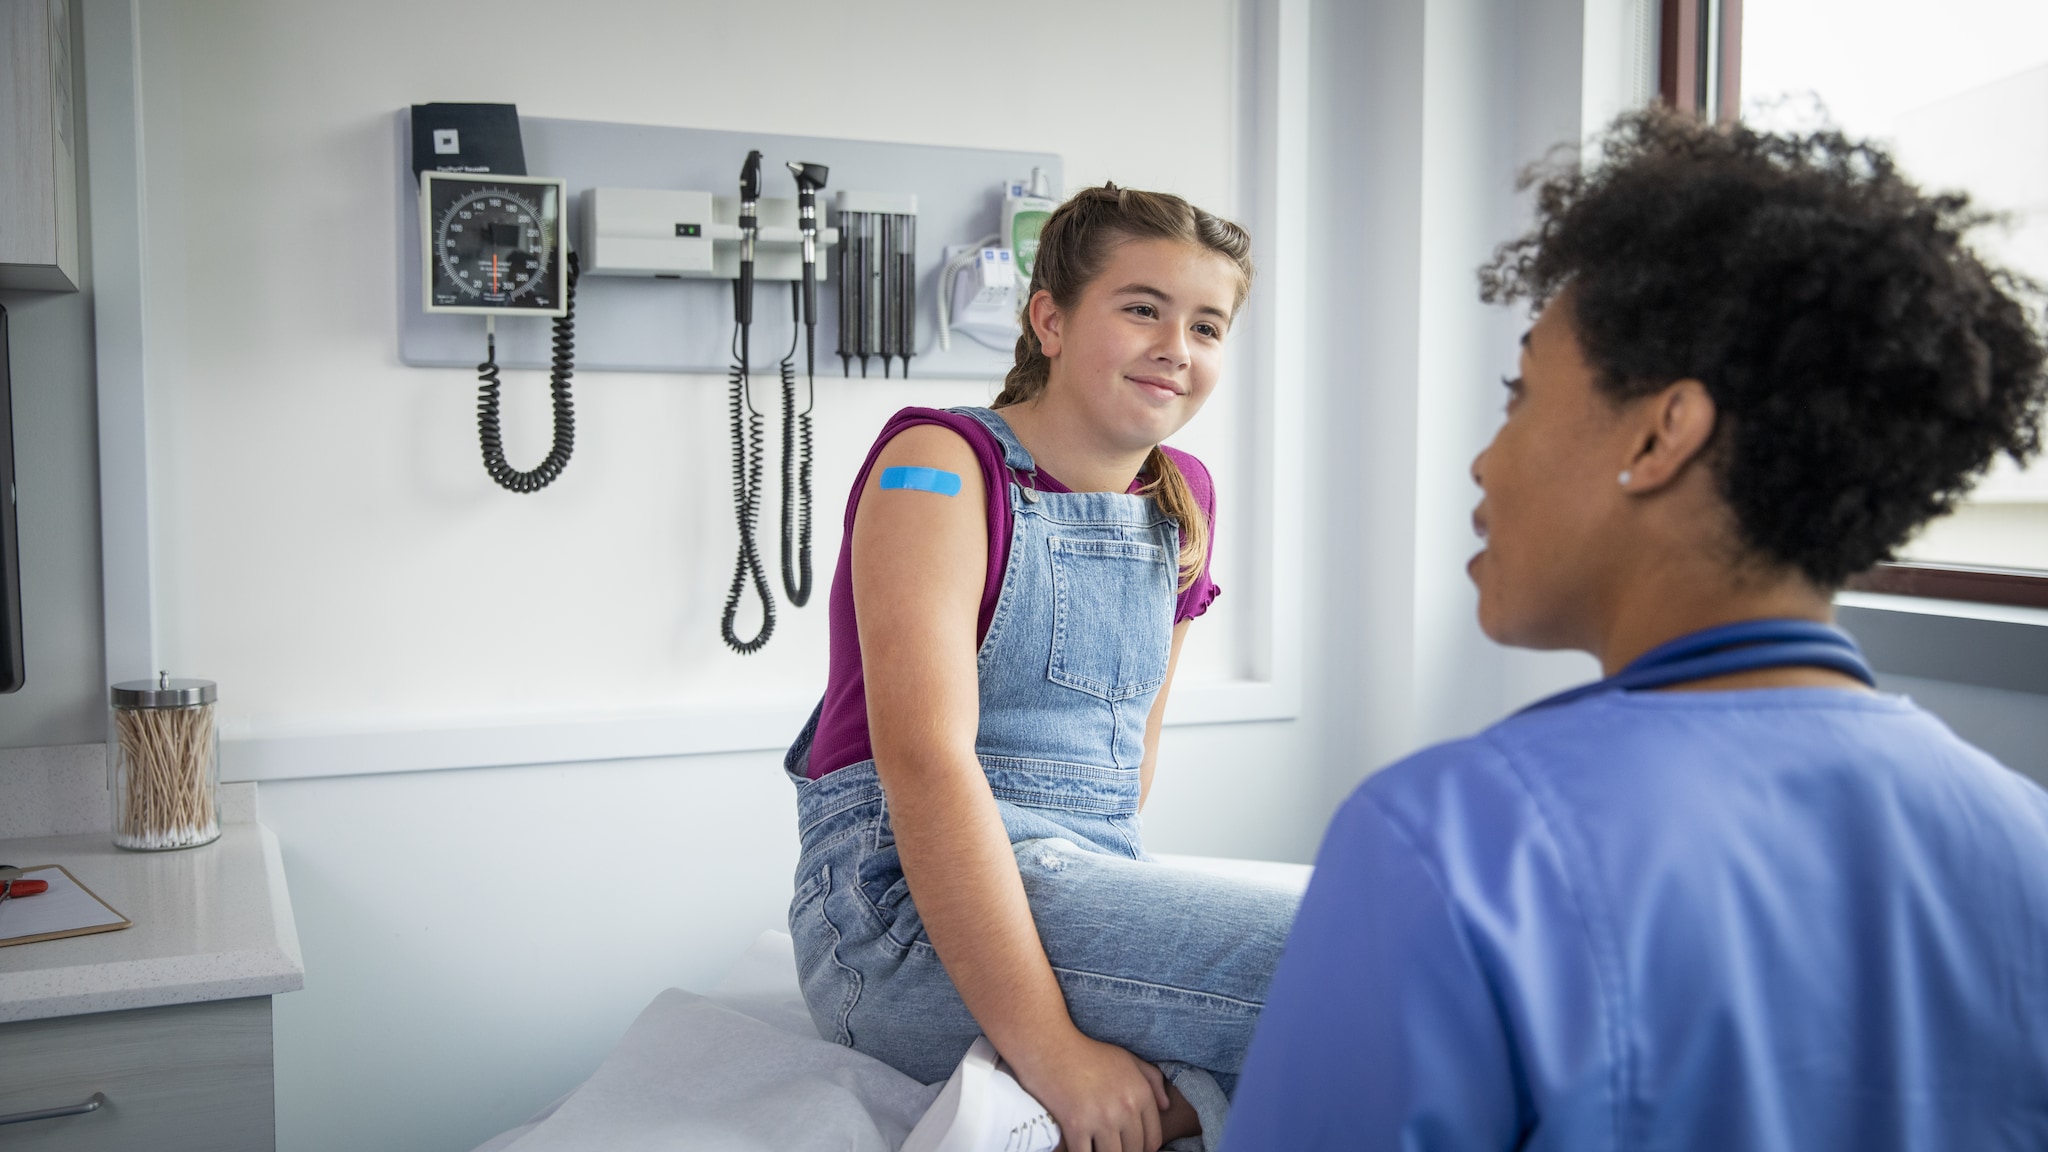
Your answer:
[1618,470,1633,487]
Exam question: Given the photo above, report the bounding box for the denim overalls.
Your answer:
[783,407,1301,1125]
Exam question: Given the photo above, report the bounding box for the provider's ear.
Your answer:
[1619,378,1717,494]
[1027,289,1063,359]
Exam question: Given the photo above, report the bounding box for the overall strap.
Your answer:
[1521,618,1877,714]
[952,406,1038,479]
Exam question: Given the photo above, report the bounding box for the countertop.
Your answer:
[0,822,304,1023]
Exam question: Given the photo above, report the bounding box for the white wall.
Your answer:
[1303,0,1600,814]
[133,0,1252,735]
[257,751,797,1152]
[116,3,1331,1150]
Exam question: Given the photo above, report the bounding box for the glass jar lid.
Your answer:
[111,671,217,708]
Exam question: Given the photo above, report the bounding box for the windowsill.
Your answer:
[1834,591,2048,696]
[1845,561,2048,608]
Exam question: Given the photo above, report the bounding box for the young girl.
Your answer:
[782,185,1298,1152]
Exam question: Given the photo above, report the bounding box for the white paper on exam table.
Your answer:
[479,859,1314,1152]
[0,865,130,947]
[484,930,940,1152]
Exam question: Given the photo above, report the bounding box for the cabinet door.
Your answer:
[0,0,81,289]
[0,997,275,1151]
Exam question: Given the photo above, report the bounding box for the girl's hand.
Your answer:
[1008,1030,1171,1152]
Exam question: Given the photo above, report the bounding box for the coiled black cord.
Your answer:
[722,310,776,654]
[780,282,815,607]
[477,252,580,494]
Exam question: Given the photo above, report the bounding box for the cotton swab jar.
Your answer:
[109,673,221,851]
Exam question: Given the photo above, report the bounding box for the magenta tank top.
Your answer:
[806,407,1222,779]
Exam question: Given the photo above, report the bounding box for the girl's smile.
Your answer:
[1129,374,1185,400]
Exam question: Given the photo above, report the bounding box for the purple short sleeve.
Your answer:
[807,409,1013,781]
[1164,445,1223,623]
[807,410,1223,779]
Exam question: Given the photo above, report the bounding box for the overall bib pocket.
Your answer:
[1046,536,1173,701]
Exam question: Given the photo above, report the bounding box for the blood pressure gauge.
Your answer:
[421,171,568,316]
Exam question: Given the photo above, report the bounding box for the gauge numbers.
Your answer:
[439,190,544,301]
[421,171,567,316]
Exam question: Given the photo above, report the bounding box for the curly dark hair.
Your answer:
[1481,107,2048,587]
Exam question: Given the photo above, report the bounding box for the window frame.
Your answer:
[1659,0,1743,122]
[1846,562,2048,610]
[1665,0,2048,608]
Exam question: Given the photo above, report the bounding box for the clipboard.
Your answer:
[0,864,132,948]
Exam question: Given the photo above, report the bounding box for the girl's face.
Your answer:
[1468,292,1643,650]
[1033,237,1242,452]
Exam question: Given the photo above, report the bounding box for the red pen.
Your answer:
[0,866,50,902]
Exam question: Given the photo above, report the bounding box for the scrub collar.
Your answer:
[1522,618,1876,714]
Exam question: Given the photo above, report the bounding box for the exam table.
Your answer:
[470,855,1310,1152]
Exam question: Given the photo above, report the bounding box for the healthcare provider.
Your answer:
[1229,108,2048,1150]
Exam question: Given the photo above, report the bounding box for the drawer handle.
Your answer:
[0,1092,105,1126]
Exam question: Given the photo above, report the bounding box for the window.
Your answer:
[1739,0,2048,604]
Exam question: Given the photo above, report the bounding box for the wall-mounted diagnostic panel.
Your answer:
[421,172,568,316]
[397,107,1061,657]
[395,113,1061,377]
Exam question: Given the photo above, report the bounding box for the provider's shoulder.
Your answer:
[1346,735,1529,849]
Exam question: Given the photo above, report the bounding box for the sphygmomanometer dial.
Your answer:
[421,172,568,316]
[439,189,545,300]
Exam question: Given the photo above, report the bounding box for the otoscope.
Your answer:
[781,161,828,607]
[721,150,775,654]
[789,162,828,373]
[737,149,761,353]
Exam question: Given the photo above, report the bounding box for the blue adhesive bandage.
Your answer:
[879,466,963,497]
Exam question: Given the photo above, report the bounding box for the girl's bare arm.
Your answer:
[1138,620,1190,811]
[855,424,1168,1152]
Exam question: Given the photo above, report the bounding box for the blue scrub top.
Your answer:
[1228,687,2048,1150]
